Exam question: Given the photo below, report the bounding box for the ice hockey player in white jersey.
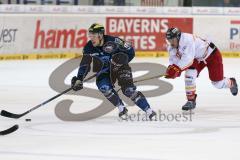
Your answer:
[165,27,238,111]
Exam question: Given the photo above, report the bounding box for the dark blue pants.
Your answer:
[96,67,150,112]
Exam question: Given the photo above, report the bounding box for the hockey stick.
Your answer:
[0,125,19,136]
[0,73,97,119]
[133,74,166,84]
[117,74,166,92]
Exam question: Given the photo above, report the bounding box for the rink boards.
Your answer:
[0,14,240,59]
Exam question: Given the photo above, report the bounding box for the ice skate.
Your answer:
[118,107,128,120]
[148,110,157,121]
[182,95,197,111]
[230,78,238,96]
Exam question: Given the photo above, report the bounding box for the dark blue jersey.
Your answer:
[77,35,135,79]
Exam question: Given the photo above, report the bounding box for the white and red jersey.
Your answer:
[167,33,216,70]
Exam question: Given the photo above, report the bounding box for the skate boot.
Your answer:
[230,78,238,96]
[149,110,157,121]
[119,107,128,120]
[182,95,197,111]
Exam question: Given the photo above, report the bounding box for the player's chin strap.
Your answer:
[98,34,104,47]
[116,74,166,93]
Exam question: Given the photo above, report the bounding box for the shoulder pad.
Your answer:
[83,41,93,55]
[114,37,124,46]
[115,38,132,50]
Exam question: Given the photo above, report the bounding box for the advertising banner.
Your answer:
[0,15,105,55]
[0,14,239,60]
[106,17,193,51]
[194,16,240,56]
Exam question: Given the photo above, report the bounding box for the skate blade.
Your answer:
[118,114,128,121]
[182,109,195,115]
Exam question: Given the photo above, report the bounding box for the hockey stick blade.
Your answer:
[1,110,23,119]
[0,125,19,136]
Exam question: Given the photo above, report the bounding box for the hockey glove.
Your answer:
[165,64,181,79]
[111,52,129,71]
[71,76,83,91]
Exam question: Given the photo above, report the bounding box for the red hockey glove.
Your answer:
[165,64,182,79]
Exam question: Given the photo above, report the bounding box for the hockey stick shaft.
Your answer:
[117,74,166,92]
[133,74,165,83]
[19,87,73,117]
[23,72,97,115]
[1,73,97,119]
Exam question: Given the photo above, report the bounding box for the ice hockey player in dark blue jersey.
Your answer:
[71,23,156,120]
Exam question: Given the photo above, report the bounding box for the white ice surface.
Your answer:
[0,58,240,160]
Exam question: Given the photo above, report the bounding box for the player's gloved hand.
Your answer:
[71,76,83,91]
[165,64,181,79]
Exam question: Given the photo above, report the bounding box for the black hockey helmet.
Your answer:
[166,27,181,40]
[88,23,105,35]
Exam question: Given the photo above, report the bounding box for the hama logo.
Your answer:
[34,20,87,49]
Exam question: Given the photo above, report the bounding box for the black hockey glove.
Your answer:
[111,52,129,71]
[71,76,83,91]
